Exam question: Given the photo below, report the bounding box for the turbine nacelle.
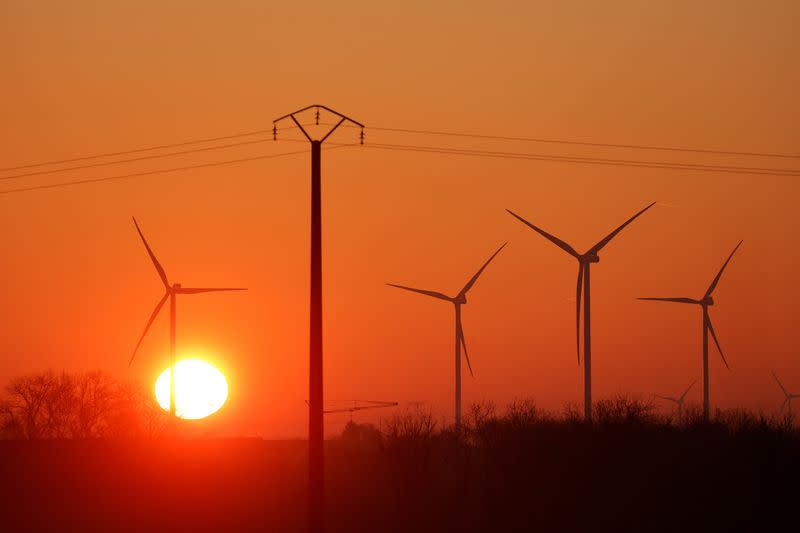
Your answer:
[453,294,467,305]
[583,253,600,264]
[701,296,714,307]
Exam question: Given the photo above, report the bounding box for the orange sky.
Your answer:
[0,2,798,437]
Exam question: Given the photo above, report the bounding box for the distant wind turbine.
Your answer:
[654,380,696,420]
[638,241,742,421]
[772,371,800,415]
[129,218,246,419]
[388,243,507,429]
[507,202,655,422]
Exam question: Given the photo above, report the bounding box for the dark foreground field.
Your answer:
[2,400,799,532]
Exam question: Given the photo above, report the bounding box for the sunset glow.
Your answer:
[2,2,799,530]
[155,359,228,419]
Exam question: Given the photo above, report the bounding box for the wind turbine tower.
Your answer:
[388,243,506,429]
[129,218,246,419]
[638,241,742,421]
[772,371,800,416]
[654,380,696,421]
[507,203,655,422]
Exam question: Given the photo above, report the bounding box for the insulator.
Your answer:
[273,125,277,140]
[315,108,320,125]
[360,128,365,145]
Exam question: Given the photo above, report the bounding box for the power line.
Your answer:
[0,145,356,196]
[350,125,800,160]
[8,121,796,180]
[3,120,798,195]
[0,137,280,182]
[0,124,306,173]
[353,142,800,177]
[2,137,795,198]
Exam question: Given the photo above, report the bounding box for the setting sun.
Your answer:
[155,359,229,420]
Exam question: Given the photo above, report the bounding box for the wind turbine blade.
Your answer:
[680,380,697,401]
[575,263,583,365]
[705,313,729,369]
[457,319,474,377]
[458,242,507,297]
[590,202,656,253]
[129,292,169,366]
[705,240,743,298]
[772,371,790,398]
[386,283,452,301]
[637,297,699,304]
[133,218,170,289]
[505,209,580,258]
[176,287,247,294]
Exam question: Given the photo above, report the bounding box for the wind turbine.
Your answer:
[387,242,507,429]
[506,202,655,422]
[654,380,696,420]
[772,371,800,416]
[638,241,742,421]
[129,218,246,419]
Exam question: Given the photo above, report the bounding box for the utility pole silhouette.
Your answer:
[273,105,364,533]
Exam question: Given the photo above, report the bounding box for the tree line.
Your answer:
[332,397,799,532]
[0,370,166,439]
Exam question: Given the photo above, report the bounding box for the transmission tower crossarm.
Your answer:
[321,117,347,142]
[289,114,313,141]
[272,104,364,128]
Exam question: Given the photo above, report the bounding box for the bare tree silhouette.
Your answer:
[0,371,166,439]
[4,371,56,439]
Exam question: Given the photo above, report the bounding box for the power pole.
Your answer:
[273,105,364,533]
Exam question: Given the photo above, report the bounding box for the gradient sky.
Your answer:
[0,1,798,437]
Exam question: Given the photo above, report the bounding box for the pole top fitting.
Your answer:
[273,104,365,145]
